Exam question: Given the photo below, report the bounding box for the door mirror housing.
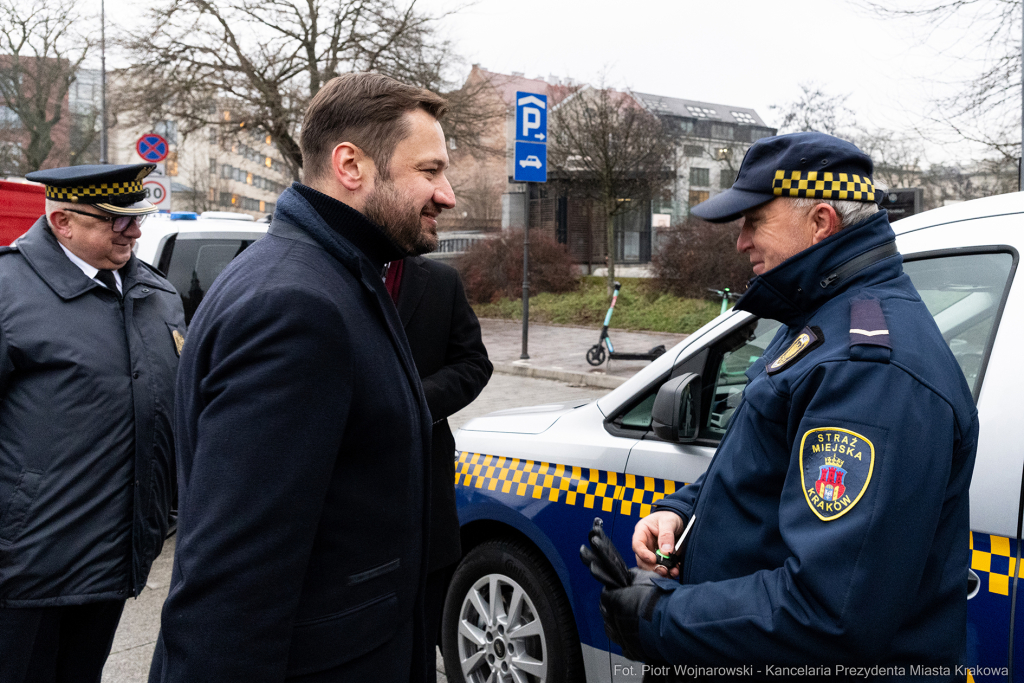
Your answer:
[651,372,702,443]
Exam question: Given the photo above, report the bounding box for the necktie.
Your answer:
[96,269,120,297]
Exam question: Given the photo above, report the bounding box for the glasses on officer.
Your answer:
[62,208,148,233]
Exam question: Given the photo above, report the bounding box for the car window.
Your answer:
[704,317,782,437]
[159,236,257,323]
[903,251,1015,398]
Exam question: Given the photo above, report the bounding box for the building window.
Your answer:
[166,151,179,176]
[716,147,731,160]
[265,157,272,168]
[686,105,716,118]
[731,111,757,125]
[209,158,216,174]
[221,164,232,179]
[689,167,710,186]
[448,137,457,150]
[683,145,704,157]
[260,200,266,212]
[710,124,735,141]
[720,169,736,189]
[678,120,695,134]
[155,120,178,145]
[208,188,215,201]
[246,172,253,185]
[223,110,231,121]
[265,135,272,145]
[689,190,710,208]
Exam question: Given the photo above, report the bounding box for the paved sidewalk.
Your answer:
[479,318,689,388]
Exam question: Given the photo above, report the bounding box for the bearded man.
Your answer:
[149,73,455,683]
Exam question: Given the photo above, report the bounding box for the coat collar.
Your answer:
[734,210,903,326]
[396,256,430,327]
[16,217,169,300]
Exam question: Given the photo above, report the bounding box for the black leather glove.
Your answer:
[581,517,662,662]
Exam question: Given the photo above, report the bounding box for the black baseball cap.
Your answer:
[26,164,158,216]
[691,132,881,223]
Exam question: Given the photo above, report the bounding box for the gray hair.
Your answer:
[791,196,880,230]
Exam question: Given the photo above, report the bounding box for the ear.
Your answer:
[48,208,74,240]
[809,203,841,244]
[330,142,374,192]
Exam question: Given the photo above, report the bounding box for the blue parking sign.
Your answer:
[514,142,546,182]
[515,92,548,143]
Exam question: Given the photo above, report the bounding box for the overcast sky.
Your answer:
[99,0,1000,164]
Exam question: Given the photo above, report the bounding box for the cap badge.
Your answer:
[172,329,185,356]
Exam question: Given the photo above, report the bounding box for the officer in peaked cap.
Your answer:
[582,132,978,678]
[0,163,185,683]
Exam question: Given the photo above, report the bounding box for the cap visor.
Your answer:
[94,199,157,216]
[690,188,773,223]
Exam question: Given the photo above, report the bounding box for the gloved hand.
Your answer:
[581,517,662,662]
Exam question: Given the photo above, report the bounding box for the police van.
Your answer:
[445,194,1023,683]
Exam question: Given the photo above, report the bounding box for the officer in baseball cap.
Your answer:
[582,132,978,674]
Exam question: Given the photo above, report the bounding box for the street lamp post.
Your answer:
[99,0,107,165]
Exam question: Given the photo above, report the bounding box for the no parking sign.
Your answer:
[143,176,171,212]
[136,134,169,163]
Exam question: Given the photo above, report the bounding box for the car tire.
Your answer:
[442,538,584,683]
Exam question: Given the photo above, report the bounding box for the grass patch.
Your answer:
[472,277,722,334]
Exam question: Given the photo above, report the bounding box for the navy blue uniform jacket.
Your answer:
[150,187,433,682]
[646,211,978,668]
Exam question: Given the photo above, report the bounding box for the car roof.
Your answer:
[134,213,269,266]
[893,191,1024,235]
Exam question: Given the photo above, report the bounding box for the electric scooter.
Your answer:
[585,281,666,366]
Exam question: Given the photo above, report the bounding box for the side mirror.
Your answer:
[651,372,702,443]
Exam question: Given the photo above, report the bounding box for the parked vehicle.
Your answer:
[447,194,1024,683]
[134,211,267,323]
[0,179,44,245]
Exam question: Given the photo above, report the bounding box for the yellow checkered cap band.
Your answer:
[455,452,685,518]
[45,179,145,202]
[773,170,878,202]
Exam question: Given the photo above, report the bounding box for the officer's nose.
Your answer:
[737,220,753,254]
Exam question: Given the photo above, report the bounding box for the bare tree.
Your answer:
[0,0,92,173]
[851,126,927,189]
[770,82,856,136]
[858,1,1022,163]
[547,85,676,293]
[120,0,472,182]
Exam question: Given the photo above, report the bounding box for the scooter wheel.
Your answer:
[586,345,606,366]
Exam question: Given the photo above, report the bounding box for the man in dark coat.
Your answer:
[385,255,492,675]
[0,164,185,683]
[150,73,456,682]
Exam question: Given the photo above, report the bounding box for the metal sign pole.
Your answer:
[99,0,107,164]
[1020,0,1023,191]
[521,184,530,359]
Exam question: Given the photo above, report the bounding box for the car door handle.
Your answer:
[968,568,981,600]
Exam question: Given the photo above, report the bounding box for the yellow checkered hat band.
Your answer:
[45,179,144,202]
[772,170,877,202]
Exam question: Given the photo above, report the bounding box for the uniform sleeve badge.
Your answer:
[767,326,824,375]
[172,329,185,357]
[799,427,874,521]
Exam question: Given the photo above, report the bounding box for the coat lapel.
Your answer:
[396,256,430,328]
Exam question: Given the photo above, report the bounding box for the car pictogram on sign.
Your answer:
[519,155,542,169]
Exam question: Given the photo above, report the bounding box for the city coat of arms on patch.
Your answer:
[799,427,875,521]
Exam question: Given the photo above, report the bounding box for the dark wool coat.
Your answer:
[397,256,492,570]
[0,218,184,607]
[149,187,434,683]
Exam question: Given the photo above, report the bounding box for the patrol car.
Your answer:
[134,211,267,323]
[445,194,1023,683]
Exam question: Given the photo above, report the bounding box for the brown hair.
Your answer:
[300,73,448,185]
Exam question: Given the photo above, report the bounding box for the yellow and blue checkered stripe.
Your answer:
[46,180,144,202]
[455,452,684,518]
[773,170,877,202]
[971,531,1017,596]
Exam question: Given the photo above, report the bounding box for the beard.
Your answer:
[363,178,439,256]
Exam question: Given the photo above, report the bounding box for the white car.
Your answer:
[447,194,1024,683]
[134,211,268,323]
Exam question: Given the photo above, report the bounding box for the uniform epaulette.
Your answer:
[849,298,891,363]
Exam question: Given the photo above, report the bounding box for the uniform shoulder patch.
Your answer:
[767,326,824,375]
[800,427,874,521]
